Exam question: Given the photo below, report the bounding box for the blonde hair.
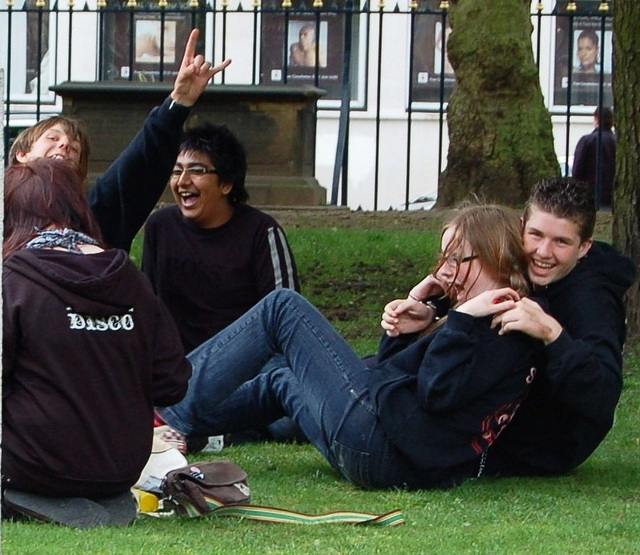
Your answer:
[436,204,529,300]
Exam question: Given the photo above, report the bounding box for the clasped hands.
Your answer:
[382,275,560,344]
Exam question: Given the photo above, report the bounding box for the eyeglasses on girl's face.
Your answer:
[438,253,479,267]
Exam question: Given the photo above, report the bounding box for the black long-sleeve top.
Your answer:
[368,308,539,489]
[142,204,300,353]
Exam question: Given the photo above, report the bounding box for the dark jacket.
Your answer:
[368,309,539,489]
[572,128,616,207]
[485,241,636,476]
[142,204,300,353]
[89,97,191,252]
[2,248,191,497]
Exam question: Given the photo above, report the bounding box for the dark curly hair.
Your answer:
[179,123,249,205]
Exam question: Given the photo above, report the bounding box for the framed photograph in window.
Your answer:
[100,6,203,82]
[551,1,613,108]
[260,1,367,109]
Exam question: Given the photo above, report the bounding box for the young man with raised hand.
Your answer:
[8,29,230,253]
[382,178,636,477]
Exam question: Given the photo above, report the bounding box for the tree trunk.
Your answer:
[437,0,559,207]
[612,0,640,342]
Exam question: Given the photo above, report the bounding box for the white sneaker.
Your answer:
[200,435,225,453]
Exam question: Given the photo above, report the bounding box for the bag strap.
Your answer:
[211,505,405,526]
[173,494,404,526]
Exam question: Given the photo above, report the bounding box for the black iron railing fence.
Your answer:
[1,0,613,207]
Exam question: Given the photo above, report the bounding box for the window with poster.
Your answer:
[259,0,367,109]
[410,0,453,106]
[100,3,204,82]
[552,0,613,109]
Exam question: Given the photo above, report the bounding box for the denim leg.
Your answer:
[263,356,306,443]
[267,365,397,488]
[161,290,368,423]
[206,356,306,444]
[158,290,385,483]
[157,293,288,434]
[174,368,288,436]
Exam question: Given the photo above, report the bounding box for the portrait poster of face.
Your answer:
[411,0,455,105]
[260,0,366,107]
[101,7,202,82]
[288,21,329,69]
[552,0,613,108]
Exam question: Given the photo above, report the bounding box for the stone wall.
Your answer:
[51,82,327,206]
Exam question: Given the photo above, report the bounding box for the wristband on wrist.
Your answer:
[409,294,437,316]
[424,299,439,322]
[424,300,436,310]
[424,299,438,313]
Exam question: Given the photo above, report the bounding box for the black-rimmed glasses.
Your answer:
[439,253,479,267]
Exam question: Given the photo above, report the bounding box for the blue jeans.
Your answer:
[158,289,407,489]
[223,356,307,445]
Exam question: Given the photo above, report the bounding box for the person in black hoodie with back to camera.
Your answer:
[2,158,191,528]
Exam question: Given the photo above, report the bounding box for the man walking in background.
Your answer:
[572,107,616,210]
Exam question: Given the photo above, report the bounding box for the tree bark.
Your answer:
[437,0,559,207]
[612,0,640,342]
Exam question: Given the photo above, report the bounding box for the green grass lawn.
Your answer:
[4,218,639,554]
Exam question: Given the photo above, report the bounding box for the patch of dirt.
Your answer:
[262,206,453,231]
[263,205,613,239]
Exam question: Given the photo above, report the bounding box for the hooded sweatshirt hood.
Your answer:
[4,248,143,317]
[574,240,637,296]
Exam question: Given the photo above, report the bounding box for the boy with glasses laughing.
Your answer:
[142,123,302,452]
[142,123,300,353]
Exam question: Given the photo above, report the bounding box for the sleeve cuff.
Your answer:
[168,98,193,112]
[156,96,192,125]
[544,329,573,359]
